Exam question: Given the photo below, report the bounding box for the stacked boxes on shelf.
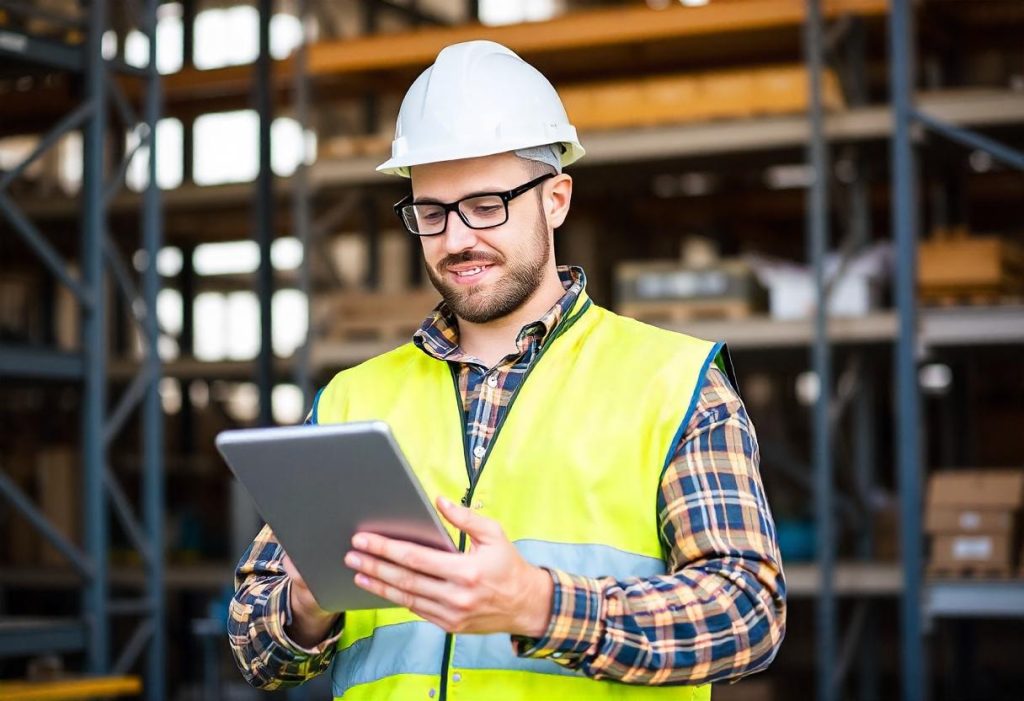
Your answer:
[561,64,844,131]
[321,64,845,159]
[919,231,1024,304]
[614,260,767,323]
[925,469,1024,579]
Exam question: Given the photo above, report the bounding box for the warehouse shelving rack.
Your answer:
[0,1,165,697]
[2,1,1022,699]
[886,2,1024,701]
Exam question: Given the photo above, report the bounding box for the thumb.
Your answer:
[437,496,503,543]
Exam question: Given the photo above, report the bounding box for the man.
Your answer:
[229,40,785,700]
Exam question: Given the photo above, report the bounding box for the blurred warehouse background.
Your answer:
[0,0,1022,699]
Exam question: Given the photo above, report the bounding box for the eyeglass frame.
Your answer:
[392,172,555,237]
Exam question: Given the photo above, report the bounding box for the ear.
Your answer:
[544,174,573,229]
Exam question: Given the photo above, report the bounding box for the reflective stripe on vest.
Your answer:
[316,293,721,700]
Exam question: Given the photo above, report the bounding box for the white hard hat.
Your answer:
[377,40,585,177]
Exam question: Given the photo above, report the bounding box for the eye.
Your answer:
[472,204,504,218]
[418,207,445,223]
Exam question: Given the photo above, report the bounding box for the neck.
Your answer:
[457,266,566,368]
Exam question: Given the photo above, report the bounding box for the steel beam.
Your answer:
[0,470,93,577]
[0,28,81,70]
[103,466,154,566]
[82,0,111,672]
[0,190,93,306]
[804,2,836,699]
[0,345,83,379]
[256,0,274,429]
[888,1,925,699]
[0,101,93,192]
[0,619,88,658]
[142,1,166,697]
[293,0,313,405]
[913,109,1024,171]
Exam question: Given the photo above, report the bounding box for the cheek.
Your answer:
[421,239,441,265]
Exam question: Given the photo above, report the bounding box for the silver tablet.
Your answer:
[216,420,457,612]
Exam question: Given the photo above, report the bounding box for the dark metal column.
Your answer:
[179,246,195,455]
[143,0,166,696]
[232,0,275,560]
[888,1,925,699]
[293,0,313,405]
[804,1,835,699]
[82,0,110,672]
[256,0,274,428]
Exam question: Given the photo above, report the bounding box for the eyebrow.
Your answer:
[412,185,508,205]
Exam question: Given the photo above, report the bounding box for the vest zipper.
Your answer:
[437,298,592,700]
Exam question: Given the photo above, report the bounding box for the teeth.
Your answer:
[456,266,485,277]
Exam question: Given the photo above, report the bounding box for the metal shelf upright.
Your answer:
[0,1,165,697]
[887,1,1024,700]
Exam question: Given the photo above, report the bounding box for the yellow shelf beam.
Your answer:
[308,0,888,76]
[0,676,142,701]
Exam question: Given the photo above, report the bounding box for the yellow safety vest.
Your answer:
[315,291,721,700]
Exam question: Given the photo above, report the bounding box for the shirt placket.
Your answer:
[465,364,507,475]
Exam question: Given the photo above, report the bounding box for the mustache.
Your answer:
[437,251,503,273]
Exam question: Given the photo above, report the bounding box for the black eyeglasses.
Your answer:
[393,173,554,237]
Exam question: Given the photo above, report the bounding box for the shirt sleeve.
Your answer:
[228,523,345,688]
[514,365,787,685]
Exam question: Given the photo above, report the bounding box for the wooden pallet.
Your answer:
[926,563,1016,580]
[618,299,754,322]
[919,235,1024,304]
[920,288,1024,307]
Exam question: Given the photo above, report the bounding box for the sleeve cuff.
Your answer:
[512,568,605,665]
[264,578,344,660]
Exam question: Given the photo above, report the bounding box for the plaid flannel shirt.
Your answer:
[228,266,786,688]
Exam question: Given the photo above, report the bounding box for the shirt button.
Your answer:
[428,690,436,698]
[473,446,485,459]
[552,652,563,659]
[486,374,498,387]
[452,673,462,683]
[472,500,484,510]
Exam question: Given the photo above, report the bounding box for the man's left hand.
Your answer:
[345,496,553,638]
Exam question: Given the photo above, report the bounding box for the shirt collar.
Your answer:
[413,265,586,363]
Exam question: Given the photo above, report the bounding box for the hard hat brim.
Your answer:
[377,138,585,178]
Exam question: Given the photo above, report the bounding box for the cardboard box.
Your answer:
[615,260,764,305]
[929,533,1013,573]
[925,508,1015,534]
[925,469,1023,576]
[37,447,80,567]
[919,236,1024,294]
[926,470,1024,510]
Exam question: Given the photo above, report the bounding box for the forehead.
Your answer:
[410,152,530,200]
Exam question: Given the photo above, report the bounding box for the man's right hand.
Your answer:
[283,553,341,648]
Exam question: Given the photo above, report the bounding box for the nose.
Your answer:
[442,209,479,255]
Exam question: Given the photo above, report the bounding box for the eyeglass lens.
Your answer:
[402,194,507,235]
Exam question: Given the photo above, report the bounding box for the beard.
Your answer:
[425,217,551,324]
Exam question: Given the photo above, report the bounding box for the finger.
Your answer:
[436,496,503,543]
[353,572,463,630]
[351,532,460,578]
[345,550,452,601]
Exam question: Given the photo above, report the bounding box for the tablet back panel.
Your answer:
[217,421,456,612]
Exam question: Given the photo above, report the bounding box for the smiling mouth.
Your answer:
[450,265,492,279]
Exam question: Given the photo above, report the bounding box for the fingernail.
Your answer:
[438,496,451,508]
[355,574,369,587]
[352,534,367,549]
[345,552,361,568]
